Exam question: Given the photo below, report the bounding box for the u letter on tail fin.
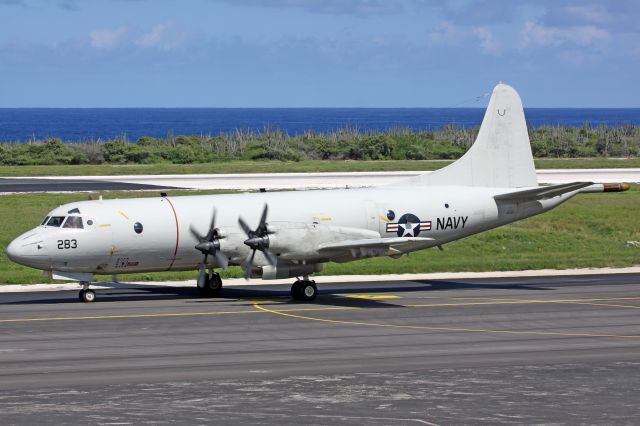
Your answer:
[398,83,537,188]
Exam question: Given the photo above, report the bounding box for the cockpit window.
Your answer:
[41,216,50,226]
[68,208,80,214]
[47,216,66,227]
[63,216,84,229]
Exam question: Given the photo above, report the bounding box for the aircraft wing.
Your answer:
[494,182,593,203]
[319,236,435,257]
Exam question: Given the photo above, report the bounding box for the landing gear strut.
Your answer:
[198,271,223,297]
[78,282,96,303]
[291,279,317,301]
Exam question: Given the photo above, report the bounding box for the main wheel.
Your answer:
[300,281,317,301]
[200,273,223,297]
[80,289,96,303]
[208,273,223,295]
[291,281,303,300]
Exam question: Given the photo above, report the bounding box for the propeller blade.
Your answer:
[214,251,228,270]
[238,216,252,236]
[197,263,207,287]
[189,225,204,242]
[206,209,217,240]
[243,249,257,280]
[263,249,277,266]
[258,204,268,232]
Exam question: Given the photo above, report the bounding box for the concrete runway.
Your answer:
[2,168,639,193]
[1,273,639,424]
[0,177,176,193]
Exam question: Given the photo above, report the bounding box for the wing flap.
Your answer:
[319,237,435,255]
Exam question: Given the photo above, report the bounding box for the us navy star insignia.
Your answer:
[386,213,431,237]
[399,220,419,237]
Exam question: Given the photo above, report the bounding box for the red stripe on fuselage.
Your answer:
[164,196,180,270]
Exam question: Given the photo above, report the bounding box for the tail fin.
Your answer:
[400,83,537,188]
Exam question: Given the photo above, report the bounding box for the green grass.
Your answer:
[1,187,638,284]
[0,157,639,177]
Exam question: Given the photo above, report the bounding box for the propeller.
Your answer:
[190,209,228,284]
[238,204,277,279]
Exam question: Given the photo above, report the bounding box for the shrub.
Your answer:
[1,123,638,165]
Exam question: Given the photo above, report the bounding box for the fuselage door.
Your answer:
[364,201,379,233]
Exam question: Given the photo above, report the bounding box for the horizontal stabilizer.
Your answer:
[319,237,434,253]
[494,182,593,203]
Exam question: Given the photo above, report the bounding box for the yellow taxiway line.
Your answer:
[0,305,355,324]
[0,295,638,328]
[252,303,640,340]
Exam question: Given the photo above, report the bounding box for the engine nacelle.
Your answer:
[267,222,379,260]
[261,263,323,280]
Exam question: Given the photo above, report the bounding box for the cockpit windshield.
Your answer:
[63,216,84,229]
[46,216,66,227]
[41,216,50,226]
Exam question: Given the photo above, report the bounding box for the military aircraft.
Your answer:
[6,83,630,303]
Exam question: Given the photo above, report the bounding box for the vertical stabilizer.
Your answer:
[400,83,537,188]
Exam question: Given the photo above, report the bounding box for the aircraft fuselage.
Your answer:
[7,185,570,277]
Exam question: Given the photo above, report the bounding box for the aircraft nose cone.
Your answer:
[5,231,49,269]
[6,238,21,262]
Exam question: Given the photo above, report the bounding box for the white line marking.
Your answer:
[1,267,639,293]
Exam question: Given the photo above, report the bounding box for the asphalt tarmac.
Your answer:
[1,273,639,424]
[0,178,176,193]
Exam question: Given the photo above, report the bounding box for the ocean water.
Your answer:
[0,108,639,143]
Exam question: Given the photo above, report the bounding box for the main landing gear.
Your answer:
[78,282,96,303]
[197,270,223,297]
[291,278,317,301]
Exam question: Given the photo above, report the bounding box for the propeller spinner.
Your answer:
[238,204,277,279]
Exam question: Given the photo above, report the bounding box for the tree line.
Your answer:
[0,124,638,165]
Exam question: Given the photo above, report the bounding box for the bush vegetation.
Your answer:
[1,124,639,166]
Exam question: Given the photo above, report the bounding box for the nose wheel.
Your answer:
[291,279,317,301]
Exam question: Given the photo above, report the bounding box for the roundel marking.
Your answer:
[397,213,421,237]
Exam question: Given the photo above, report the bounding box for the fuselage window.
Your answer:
[41,216,51,226]
[47,216,66,227]
[63,216,84,229]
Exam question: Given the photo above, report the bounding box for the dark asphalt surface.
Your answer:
[0,178,176,193]
[1,274,639,424]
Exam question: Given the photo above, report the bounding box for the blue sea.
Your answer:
[1,108,639,143]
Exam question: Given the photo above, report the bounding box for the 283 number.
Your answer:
[57,239,77,249]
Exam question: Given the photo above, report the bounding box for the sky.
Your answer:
[0,0,638,107]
